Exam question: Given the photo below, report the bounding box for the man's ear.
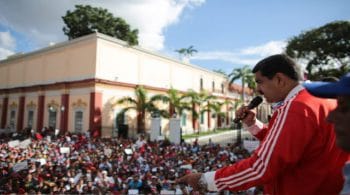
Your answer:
[274,73,286,86]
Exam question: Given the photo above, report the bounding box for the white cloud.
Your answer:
[0,0,204,53]
[0,31,15,60]
[240,41,286,56]
[0,31,16,50]
[192,40,287,66]
[0,47,14,60]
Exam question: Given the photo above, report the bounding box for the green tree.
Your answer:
[62,5,139,45]
[228,65,255,103]
[223,99,236,127]
[228,65,255,146]
[150,88,191,118]
[198,91,216,130]
[210,101,225,130]
[286,20,350,80]
[182,89,202,132]
[175,45,198,60]
[114,86,164,134]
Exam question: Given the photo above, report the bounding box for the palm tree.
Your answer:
[228,65,255,103]
[175,45,198,62]
[175,48,187,59]
[150,88,191,118]
[228,65,256,145]
[228,98,244,144]
[198,91,216,130]
[114,86,165,134]
[211,101,225,130]
[182,89,201,133]
[223,99,234,126]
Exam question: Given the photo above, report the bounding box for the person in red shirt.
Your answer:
[177,54,348,194]
[304,72,350,195]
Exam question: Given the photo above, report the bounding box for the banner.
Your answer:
[60,147,70,154]
[8,140,20,148]
[104,148,112,157]
[128,189,139,195]
[13,161,28,172]
[19,139,31,148]
[124,148,133,155]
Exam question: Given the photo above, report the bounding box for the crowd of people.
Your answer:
[1,54,348,194]
[0,130,262,194]
[178,54,349,194]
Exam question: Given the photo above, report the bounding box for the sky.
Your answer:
[0,0,349,75]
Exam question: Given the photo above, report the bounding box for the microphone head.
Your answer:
[247,96,263,109]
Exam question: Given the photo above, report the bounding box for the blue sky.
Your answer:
[0,0,349,74]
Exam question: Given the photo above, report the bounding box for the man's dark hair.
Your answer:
[252,54,302,81]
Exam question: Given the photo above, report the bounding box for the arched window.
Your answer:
[27,110,34,128]
[200,78,203,91]
[72,99,87,133]
[9,110,16,130]
[74,110,83,133]
[26,101,36,129]
[48,107,57,129]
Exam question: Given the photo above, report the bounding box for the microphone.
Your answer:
[233,96,263,123]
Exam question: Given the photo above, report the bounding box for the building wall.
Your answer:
[92,34,231,136]
[0,36,97,89]
[95,36,227,93]
[0,33,250,138]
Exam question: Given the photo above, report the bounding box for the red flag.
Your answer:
[35,133,43,140]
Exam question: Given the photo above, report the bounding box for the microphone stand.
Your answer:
[236,121,242,147]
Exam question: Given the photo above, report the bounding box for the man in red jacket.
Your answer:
[177,54,348,194]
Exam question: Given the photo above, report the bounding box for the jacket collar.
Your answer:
[272,84,304,111]
[284,84,304,102]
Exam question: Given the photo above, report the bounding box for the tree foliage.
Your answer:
[175,45,198,61]
[286,20,350,80]
[114,86,165,134]
[150,88,191,118]
[62,5,139,45]
[228,65,255,102]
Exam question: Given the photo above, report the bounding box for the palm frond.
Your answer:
[117,97,137,105]
[150,94,169,103]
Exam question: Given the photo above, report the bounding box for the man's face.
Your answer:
[327,96,350,152]
[254,71,283,103]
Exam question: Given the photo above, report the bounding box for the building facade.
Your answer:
[0,32,253,138]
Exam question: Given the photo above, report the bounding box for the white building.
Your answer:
[0,32,253,138]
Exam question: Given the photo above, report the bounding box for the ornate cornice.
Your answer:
[26,100,37,109]
[72,99,87,109]
[47,100,59,110]
[9,102,18,109]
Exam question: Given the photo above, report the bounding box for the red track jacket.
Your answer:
[206,85,349,194]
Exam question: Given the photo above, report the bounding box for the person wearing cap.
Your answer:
[304,72,350,195]
[177,54,348,194]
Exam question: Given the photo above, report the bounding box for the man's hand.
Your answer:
[176,173,204,191]
[235,105,256,126]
